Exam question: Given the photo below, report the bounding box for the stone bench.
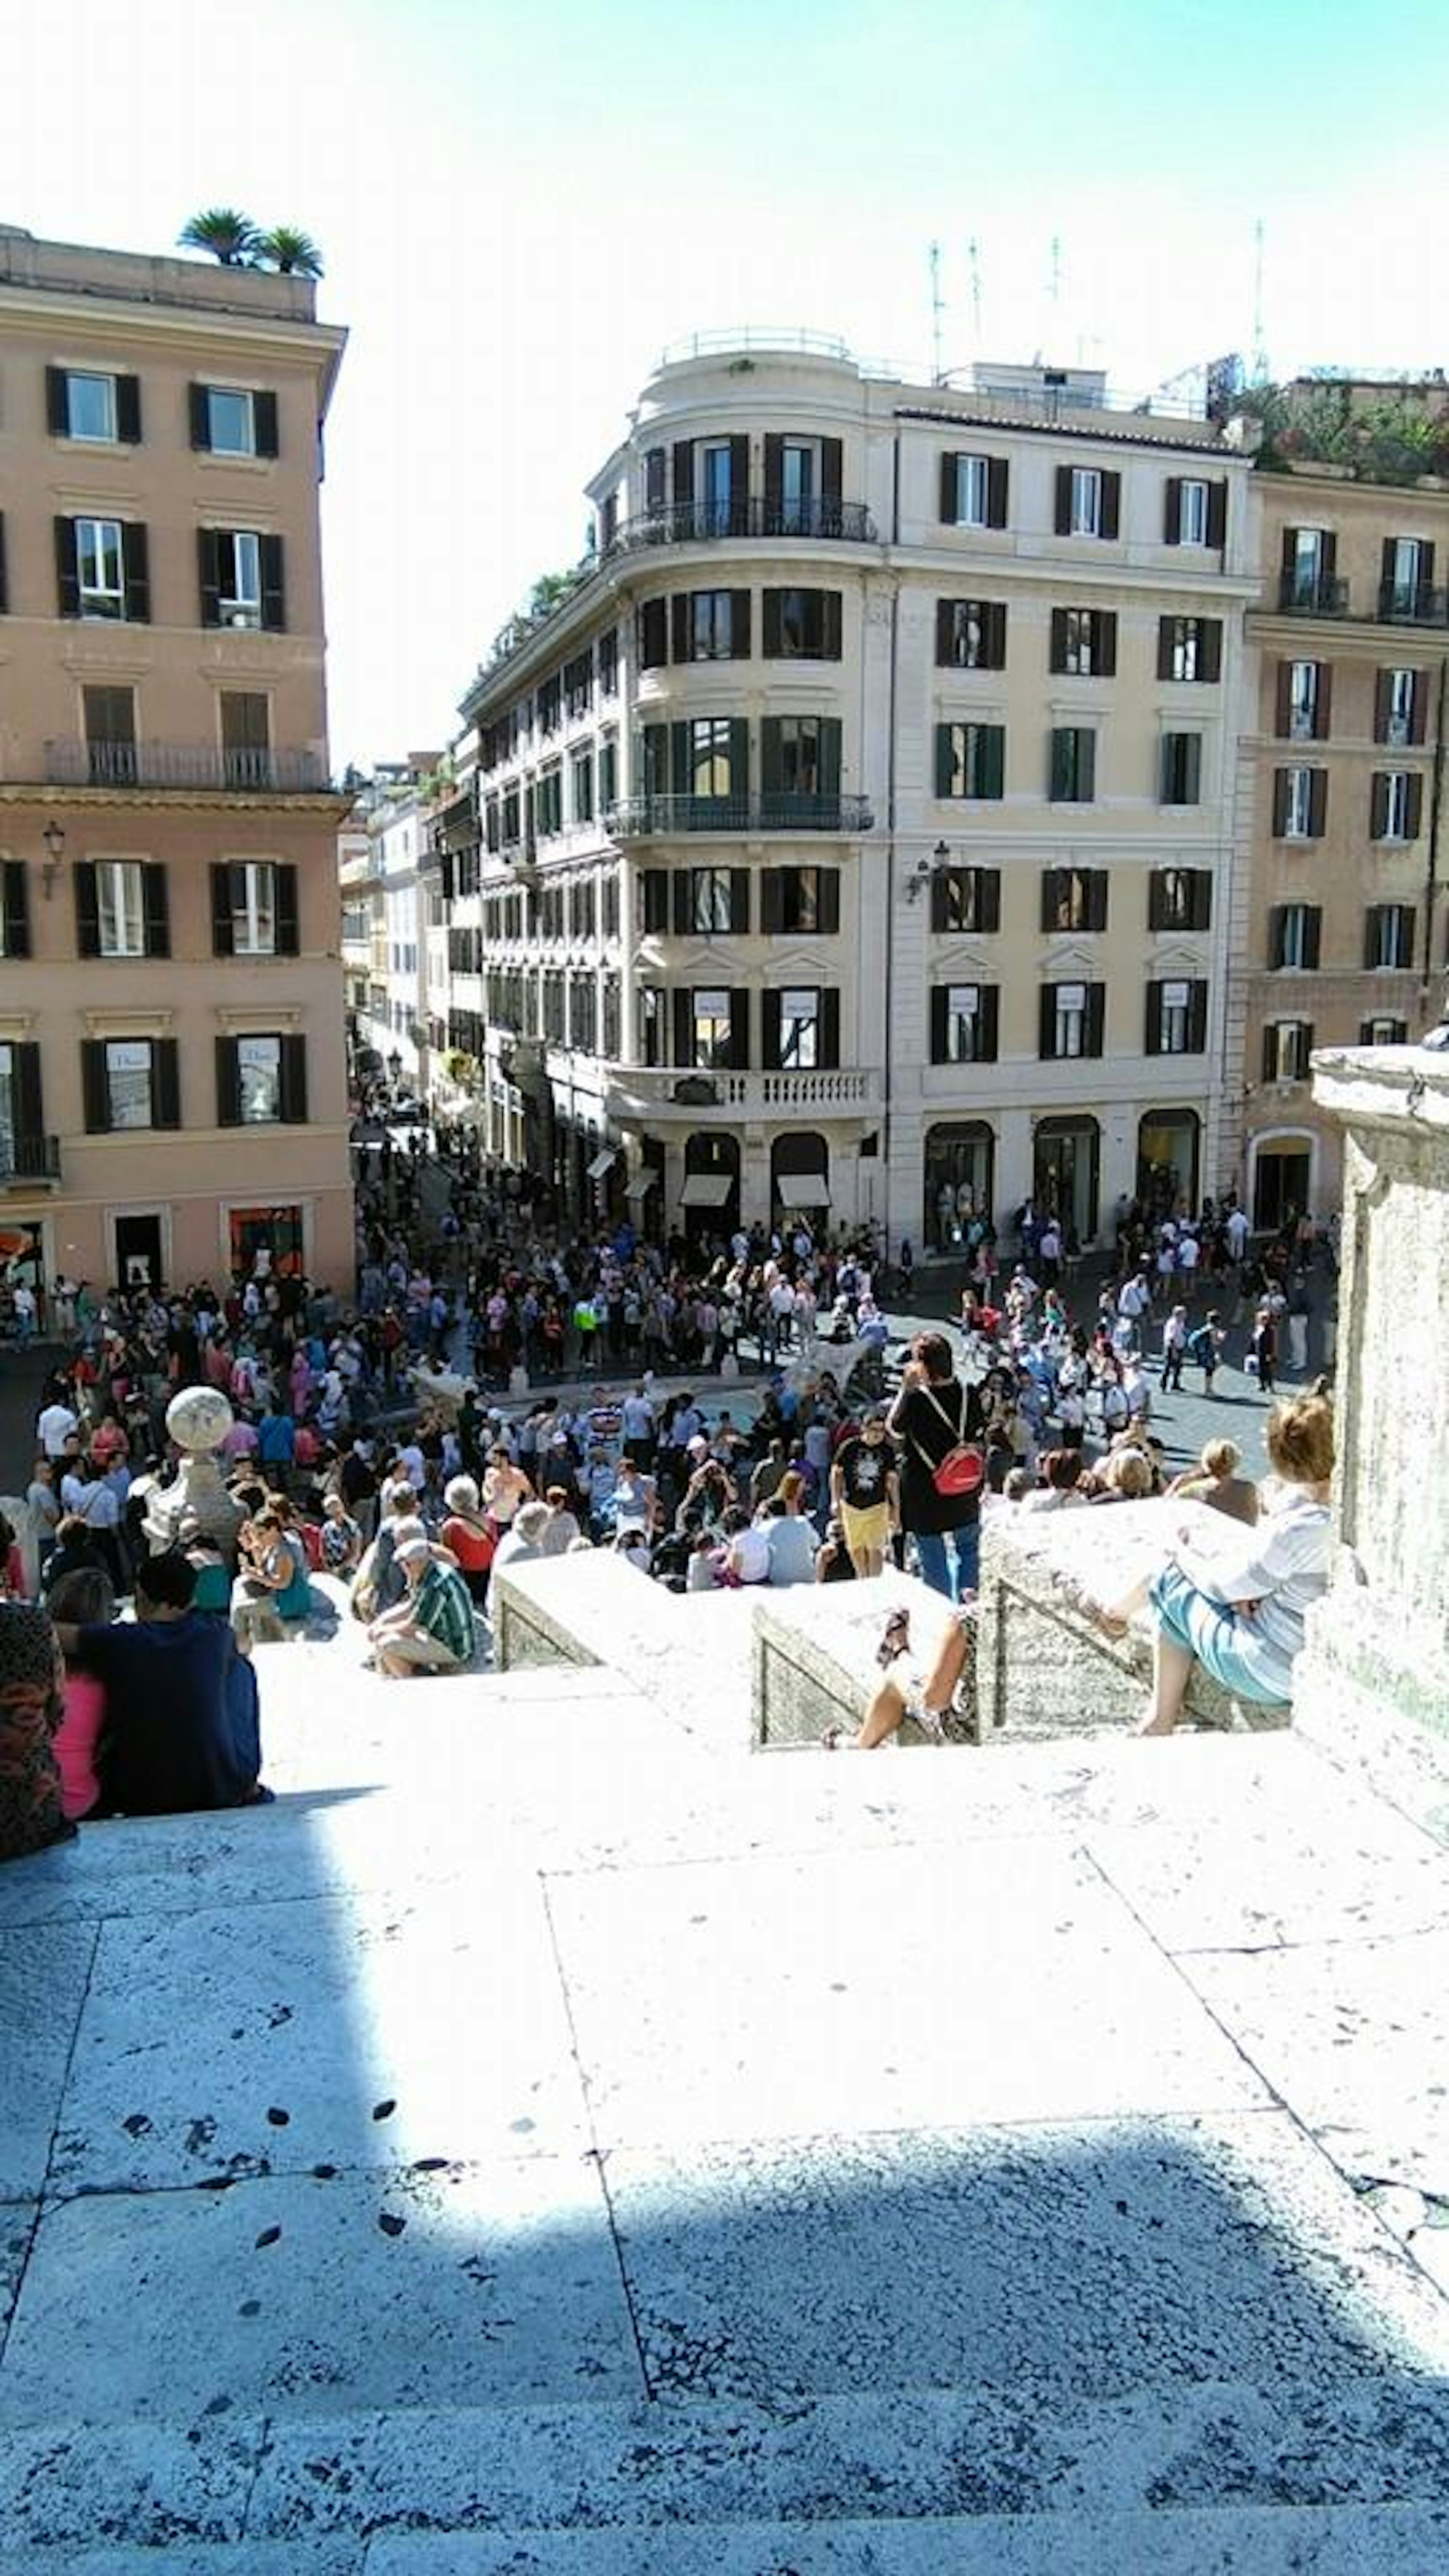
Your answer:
[491,1552,760,1751]
[751,1573,964,1749]
[975,1496,1293,1740]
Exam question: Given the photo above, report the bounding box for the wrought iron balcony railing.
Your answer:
[608,792,873,837]
[1377,580,1449,627]
[1276,573,1350,617]
[42,740,332,792]
[605,495,876,556]
[0,1134,61,1186]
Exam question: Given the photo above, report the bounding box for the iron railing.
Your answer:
[42,740,332,792]
[605,495,875,557]
[608,792,874,837]
[1276,573,1351,617]
[1377,580,1449,627]
[0,1135,60,1185]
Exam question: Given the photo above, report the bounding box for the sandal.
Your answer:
[876,1609,911,1668]
[821,1724,851,1750]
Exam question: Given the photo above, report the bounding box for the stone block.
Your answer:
[751,1573,958,1747]
[492,1553,757,1750]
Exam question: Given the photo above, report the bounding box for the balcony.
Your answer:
[1377,580,1449,627]
[603,1063,881,1123]
[1276,573,1351,617]
[41,741,333,793]
[0,1135,61,1190]
[608,792,874,838]
[604,495,876,556]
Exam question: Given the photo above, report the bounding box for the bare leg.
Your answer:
[918,1622,968,1714]
[848,1541,884,1578]
[1139,1633,1195,1735]
[823,1678,907,1750]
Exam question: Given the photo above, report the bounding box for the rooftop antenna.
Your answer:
[1048,232,1063,331]
[929,239,944,383]
[1251,216,1268,383]
[968,234,983,349]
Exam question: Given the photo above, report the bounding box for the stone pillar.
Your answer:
[1293,1046,1449,1747]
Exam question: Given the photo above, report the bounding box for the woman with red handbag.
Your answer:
[886,1331,987,1602]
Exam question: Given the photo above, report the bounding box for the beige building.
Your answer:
[1239,462,1449,1224]
[452,341,1256,1250]
[0,222,351,1301]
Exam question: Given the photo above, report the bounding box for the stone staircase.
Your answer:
[5,1619,1449,2572]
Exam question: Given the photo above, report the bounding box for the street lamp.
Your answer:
[904,838,950,904]
[387,1047,402,1087]
[40,820,66,899]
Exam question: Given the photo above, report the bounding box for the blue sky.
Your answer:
[8,0,1449,766]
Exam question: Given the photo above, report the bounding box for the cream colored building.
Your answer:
[452,341,1256,1250]
[1239,464,1449,1225]
[0,221,350,1300]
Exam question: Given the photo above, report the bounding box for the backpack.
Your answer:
[1188,1326,1215,1365]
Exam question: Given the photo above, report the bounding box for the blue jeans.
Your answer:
[911,1521,980,1603]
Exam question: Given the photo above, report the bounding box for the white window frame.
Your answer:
[97,859,146,958]
[1069,467,1102,537]
[779,987,820,1070]
[692,868,732,935]
[218,529,263,628]
[1158,867,1192,930]
[1178,478,1209,545]
[1278,906,1312,970]
[780,438,820,531]
[699,441,733,533]
[1381,771,1412,841]
[689,718,735,799]
[946,983,981,1063]
[206,386,256,457]
[954,454,990,529]
[1386,668,1417,749]
[65,370,117,443]
[1284,767,1315,839]
[77,517,125,618]
[1289,660,1319,741]
[104,1038,154,1131]
[1365,1015,1407,1045]
[1064,608,1098,677]
[691,590,735,660]
[1390,537,1427,605]
[232,860,277,958]
[237,1033,283,1124]
[1055,981,1087,1058]
[0,1042,15,1165]
[1292,528,1326,584]
[1372,907,1412,969]
[1171,619,1203,683]
[1270,1021,1312,1081]
[1159,979,1191,1055]
[692,986,732,1067]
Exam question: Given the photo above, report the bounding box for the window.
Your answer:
[1281,526,1336,611]
[640,985,663,1065]
[778,987,820,1069]
[1158,616,1221,683]
[564,653,592,719]
[691,987,734,1067]
[936,598,1007,669]
[944,452,1006,529]
[644,448,667,514]
[1164,474,1227,547]
[597,629,618,695]
[191,384,277,458]
[571,747,594,824]
[238,1035,282,1121]
[691,868,735,934]
[105,1039,155,1130]
[1145,977,1207,1056]
[216,1032,307,1126]
[95,860,147,958]
[699,441,735,535]
[75,518,125,619]
[761,865,840,935]
[761,715,841,808]
[1377,667,1421,747]
[0,861,31,961]
[211,860,298,958]
[1159,732,1202,805]
[1274,766,1327,839]
[1364,904,1415,970]
[535,768,563,837]
[1280,659,1327,742]
[763,589,841,658]
[778,440,818,533]
[599,738,618,814]
[1177,480,1208,545]
[1263,1020,1314,1081]
[1041,867,1108,932]
[1361,1015,1408,1045]
[1071,469,1102,535]
[1371,770,1422,841]
[80,1036,179,1135]
[1269,904,1321,970]
[688,717,740,800]
[1054,465,1120,539]
[935,722,1005,800]
[1383,535,1432,616]
[537,675,562,735]
[1148,867,1212,932]
[501,786,520,846]
[199,528,284,631]
[49,366,139,444]
[1040,980,1105,1060]
[83,685,137,786]
[932,981,999,1064]
[1051,607,1117,678]
[220,691,272,788]
[1049,727,1096,803]
[930,865,1000,935]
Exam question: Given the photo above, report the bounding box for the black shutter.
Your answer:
[1098,612,1118,677]
[1304,909,1322,970]
[641,867,668,934]
[979,869,1001,933]
[728,434,749,530]
[1201,619,1222,683]
[115,375,142,444]
[54,516,79,617]
[939,453,957,523]
[1371,774,1389,839]
[981,727,1004,798]
[1272,771,1290,837]
[1262,1023,1278,1082]
[761,989,783,1069]
[818,987,840,1069]
[259,534,285,632]
[1407,774,1425,837]
[986,601,1007,666]
[1373,671,1392,743]
[1081,733,1097,801]
[639,597,666,667]
[1157,618,1175,682]
[11,1040,42,1142]
[1054,466,1072,534]
[1100,474,1121,540]
[1088,872,1109,932]
[46,366,68,436]
[1276,663,1294,737]
[152,1038,180,1130]
[1148,872,1166,932]
[1267,905,1285,969]
[820,438,842,502]
[765,434,785,515]
[978,987,999,1060]
[760,869,782,934]
[1182,736,1200,803]
[254,391,279,458]
[728,987,751,1070]
[122,522,150,623]
[1144,980,1163,1055]
[211,864,236,957]
[728,715,749,795]
[1381,537,1398,591]
[81,1040,110,1133]
[1281,525,1300,577]
[1049,608,1069,675]
[280,1034,308,1124]
[1206,480,1227,548]
[1163,477,1182,543]
[818,869,840,934]
[2,860,30,958]
[142,866,170,959]
[931,871,950,934]
[671,593,689,664]
[1316,665,1333,739]
[1039,985,1057,1059]
[1321,531,1338,581]
[1188,982,1208,1052]
[215,1037,242,1126]
[729,868,750,934]
[731,589,752,655]
[1040,870,1059,934]
[0,511,7,614]
[1411,672,1428,744]
[1086,984,1106,1055]
[763,592,782,657]
[935,725,954,798]
[189,382,211,449]
[671,871,691,937]
[671,988,692,1067]
[1308,771,1327,837]
[274,864,300,955]
[1192,873,1213,932]
[1363,909,1380,972]
[197,527,222,626]
[929,987,949,1063]
[74,861,100,957]
[672,438,694,508]
[986,458,1009,528]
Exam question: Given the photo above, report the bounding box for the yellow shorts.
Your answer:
[840,1502,891,1554]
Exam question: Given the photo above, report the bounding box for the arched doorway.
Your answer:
[1033,1115,1100,1245]
[1137,1108,1200,1220]
[679,1131,741,1245]
[771,1132,829,1235]
[923,1121,995,1251]
[1251,1130,1314,1234]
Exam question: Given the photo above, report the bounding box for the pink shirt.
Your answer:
[54,1672,106,1819]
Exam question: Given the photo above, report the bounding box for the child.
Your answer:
[46,1564,116,1821]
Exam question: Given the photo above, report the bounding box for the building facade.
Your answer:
[0,222,349,1299]
[451,343,1257,1249]
[1239,463,1449,1225]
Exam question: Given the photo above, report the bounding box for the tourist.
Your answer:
[822,1599,976,1751]
[829,1408,899,1578]
[438,1474,497,1605]
[722,1503,771,1587]
[51,1549,265,1814]
[888,1332,986,1603]
[1160,1302,1189,1392]
[491,1497,551,1577]
[319,1492,364,1576]
[539,1485,583,1555]
[483,1442,533,1531]
[1186,1310,1226,1394]
[1164,1438,1260,1529]
[368,1528,476,1677]
[763,1475,820,1587]
[813,1517,857,1584]
[0,1594,73,1858]
[46,1564,115,1822]
[1021,1449,1088,1511]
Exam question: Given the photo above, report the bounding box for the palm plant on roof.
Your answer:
[254,225,325,278]
[177,208,259,267]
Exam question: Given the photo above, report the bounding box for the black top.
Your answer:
[892,1376,986,1534]
[80,1613,258,1816]
[834,1433,897,1513]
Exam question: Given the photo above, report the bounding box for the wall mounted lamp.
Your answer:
[904,838,951,904]
[40,820,66,899]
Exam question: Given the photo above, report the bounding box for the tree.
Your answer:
[177,208,258,267]
[254,225,325,279]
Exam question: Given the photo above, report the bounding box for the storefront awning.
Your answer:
[586,1147,618,1180]
[623,1172,658,1202]
[678,1172,735,1208]
[775,1181,830,1210]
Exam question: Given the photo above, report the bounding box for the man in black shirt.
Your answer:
[829,1409,900,1577]
[52,1552,265,1818]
